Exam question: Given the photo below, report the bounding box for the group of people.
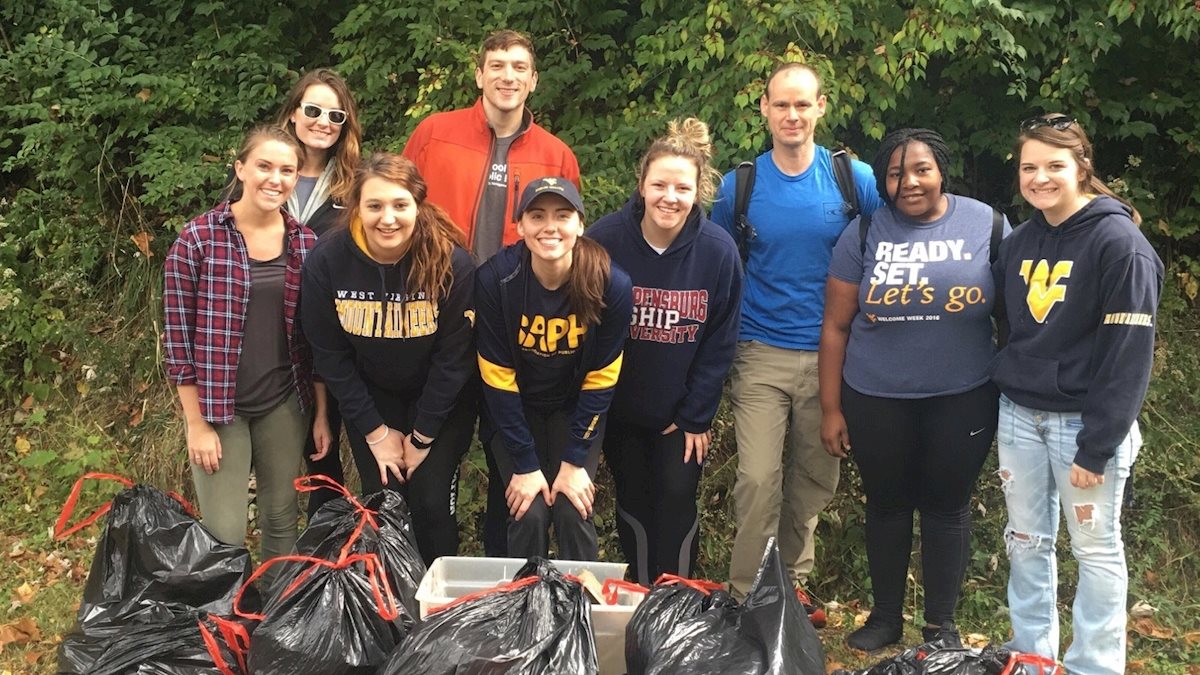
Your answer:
[163,29,1162,675]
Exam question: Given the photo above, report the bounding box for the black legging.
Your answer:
[304,395,344,519]
[603,420,702,585]
[841,380,998,625]
[346,388,476,566]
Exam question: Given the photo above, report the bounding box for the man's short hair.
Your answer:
[763,62,822,100]
[477,29,537,69]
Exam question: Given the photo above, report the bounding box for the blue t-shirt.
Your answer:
[827,194,1008,398]
[712,147,882,350]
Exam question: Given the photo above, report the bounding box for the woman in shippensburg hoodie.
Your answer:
[300,153,476,565]
[992,114,1163,675]
[587,118,742,584]
[476,177,633,562]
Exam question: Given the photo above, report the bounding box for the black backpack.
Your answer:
[733,148,859,262]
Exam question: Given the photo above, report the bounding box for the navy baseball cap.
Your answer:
[515,177,585,219]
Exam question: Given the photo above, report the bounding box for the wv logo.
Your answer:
[1018,259,1074,323]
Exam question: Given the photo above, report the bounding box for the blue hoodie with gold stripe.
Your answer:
[476,241,633,473]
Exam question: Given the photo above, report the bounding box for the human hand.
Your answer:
[187,420,223,474]
[820,410,851,459]
[663,424,712,465]
[1070,463,1105,489]
[309,415,332,461]
[402,432,432,479]
[550,462,595,520]
[367,425,407,486]
[506,470,551,520]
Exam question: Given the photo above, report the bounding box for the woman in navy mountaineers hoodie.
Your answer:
[300,153,476,565]
[589,118,743,583]
[992,114,1162,675]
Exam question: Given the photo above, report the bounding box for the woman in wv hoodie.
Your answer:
[992,114,1163,675]
[476,177,633,561]
[300,153,476,565]
[588,118,743,584]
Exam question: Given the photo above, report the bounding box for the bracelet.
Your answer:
[410,434,434,450]
[366,427,390,446]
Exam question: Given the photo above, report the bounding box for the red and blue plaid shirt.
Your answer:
[163,201,317,423]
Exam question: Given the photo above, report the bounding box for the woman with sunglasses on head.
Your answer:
[276,68,363,516]
[587,118,742,584]
[300,153,476,565]
[818,128,1009,651]
[165,126,320,580]
[476,178,633,561]
[991,114,1161,675]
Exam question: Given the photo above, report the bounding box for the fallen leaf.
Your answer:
[135,381,150,394]
[1130,616,1173,639]
[136,88,151,103]
[1182,630,1200,645]
[76,380,90,397]
[128,405,144,427]
[23,651,41,666]
[965,632,990,648]
[1144,569,1159,585]
[201,154,222,163]
[14,436,30,455]
[14,582,36,604]
[130,231,154,258]
[0,617,41,649]
[1130,600,1156,618]
[19,396,32,412]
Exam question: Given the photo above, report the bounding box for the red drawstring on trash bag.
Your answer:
[54,472,196,540]
[600,579,649,605]
[199,614,251,675]
[652,573,725,595]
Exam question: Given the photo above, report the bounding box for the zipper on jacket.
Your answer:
[470,132,497,253]
[510,171,521,224]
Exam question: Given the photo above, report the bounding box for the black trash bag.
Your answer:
[923,645,1063,675]
[643,538,825,675]
[284,477,425,631]
[244,551,404,675]
[53,474,260,674]
[625,576,733,674]
[68,612,251,675]
[830,640,952,675]
[378,557,599,675]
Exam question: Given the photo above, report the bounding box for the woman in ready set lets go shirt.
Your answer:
[164,126,323,582]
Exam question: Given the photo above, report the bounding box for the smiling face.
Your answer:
[639,154,699,245]
[760,68,826,152]
[290,83,344,155]
[233,139,299,213]
[1019,138,1088,225]
[358,176,417,263]
[475,46,538,119]
[886,141,947,222]
[517,193,583,265]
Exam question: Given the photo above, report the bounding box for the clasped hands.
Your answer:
[365,425,433,486]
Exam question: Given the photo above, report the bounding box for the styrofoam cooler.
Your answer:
[416,556,646,674]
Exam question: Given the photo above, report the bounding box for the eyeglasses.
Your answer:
[300,102,347,126]
[1020,115,1075,132]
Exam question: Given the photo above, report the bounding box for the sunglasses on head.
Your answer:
[300,102,347,125]
[1020,115,1075,132]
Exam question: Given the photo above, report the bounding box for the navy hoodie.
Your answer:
[588,195,743,432]
[299,226,476,439]
[992,195,1163,473]
[476,242,633,473]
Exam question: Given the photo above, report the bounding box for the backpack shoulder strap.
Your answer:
[733,160,756,262]
[858,212,872,258]
[989,207,1004,264]
[831,148,860,221]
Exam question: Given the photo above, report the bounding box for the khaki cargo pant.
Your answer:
[727,341,840,598]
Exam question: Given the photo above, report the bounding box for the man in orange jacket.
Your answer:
[404,29,580,264]
[403,29,580,556]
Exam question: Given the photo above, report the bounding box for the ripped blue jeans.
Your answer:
[997,394,1139,675]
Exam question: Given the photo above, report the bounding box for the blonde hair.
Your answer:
[637,117,721,204]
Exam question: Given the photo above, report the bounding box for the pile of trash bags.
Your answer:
[625,538,825,675]
[832,639,1064,675]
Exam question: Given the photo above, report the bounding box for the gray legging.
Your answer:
[191,394,307,573]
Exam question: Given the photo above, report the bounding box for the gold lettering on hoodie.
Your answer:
[335,299,439,338]
[1019,259,1074,323]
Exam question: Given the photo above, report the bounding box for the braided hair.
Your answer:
[870,128,952,205]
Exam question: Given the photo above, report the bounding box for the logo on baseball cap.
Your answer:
[516,177,585,219]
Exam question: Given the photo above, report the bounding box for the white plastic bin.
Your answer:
[416,556,645,674]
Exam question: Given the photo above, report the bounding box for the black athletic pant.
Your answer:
[841,380,998,625]
[346,387,475,566]
[603,420,703,585]
[481,422,510,557]
[490,407,603,561]
[304,395,344,519]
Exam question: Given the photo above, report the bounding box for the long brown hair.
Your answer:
[1017,114,1142,225]
[567,235,612,328]
[348,153,465,306]
[638,117,721,205]
[276,68,362,203]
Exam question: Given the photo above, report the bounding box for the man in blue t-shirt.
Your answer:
[712,63,882,608]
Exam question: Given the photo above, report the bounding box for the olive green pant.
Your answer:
[191,394,307,569]
[727,341,840,598]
